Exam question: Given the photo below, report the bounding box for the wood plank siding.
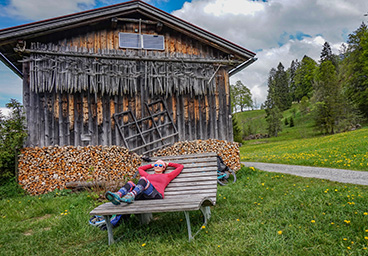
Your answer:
[21,17,234,154]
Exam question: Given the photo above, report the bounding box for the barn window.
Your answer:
[119,32,164,50]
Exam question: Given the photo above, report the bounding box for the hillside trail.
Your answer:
[241,162,368,186]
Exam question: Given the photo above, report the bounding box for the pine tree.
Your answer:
[264,68,283,137]
[288,59,300,102]
[294,55,317,102]
[232,115,242,143]
[265,63,291,112]
[275,63,291,111]
[265,106,283,137]
[289,116,294,127]
[340,22,368,118]
[320,41,338,68]
[313,60,341,134]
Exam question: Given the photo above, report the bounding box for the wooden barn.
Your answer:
[0,0,256,155]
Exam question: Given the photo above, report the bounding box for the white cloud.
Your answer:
[203,0,264,16]
[173,0,368,106]
[0,107,11,117]
[1,0,368,108]
[2,0,95,20]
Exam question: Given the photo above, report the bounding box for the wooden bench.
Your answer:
[89,152,218,245]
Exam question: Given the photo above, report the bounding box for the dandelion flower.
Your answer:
[364,212,368,216]
[278,231,283,235]
[202,225,206,229]
[311,220,316,223]
[142,243,146,247]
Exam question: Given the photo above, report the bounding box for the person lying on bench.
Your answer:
[105,160,184,204]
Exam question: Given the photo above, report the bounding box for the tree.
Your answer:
[264,63,291,112]
[230,80,253,112]
[232,115,242,143]
[289,116,295,127]
[299,96,309,115]
[294,55,317,102]
[288,59,300,102]
[0,99,27,181]
[320,41,339,69]
[340,22,368,119]
[264,67,283,137]
[313,61,342,134]
[265,106,283,137]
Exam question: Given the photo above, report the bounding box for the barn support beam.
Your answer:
[18,48,242,66]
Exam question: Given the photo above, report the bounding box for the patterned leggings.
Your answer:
[118,177,162,199]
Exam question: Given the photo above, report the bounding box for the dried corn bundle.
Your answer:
[18,145,141,195]
[153,139,240,171]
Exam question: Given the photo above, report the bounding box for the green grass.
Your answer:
[237,103,368,171]
[235,109,268,135]
[240,125,368,171]
[1,105,368,255]
[2,168,368,255]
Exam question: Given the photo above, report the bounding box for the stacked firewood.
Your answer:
[17,139,240,195]
[153,139,240,171]
[18,145,141,195]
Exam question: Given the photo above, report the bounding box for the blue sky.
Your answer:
[0,0,367,113]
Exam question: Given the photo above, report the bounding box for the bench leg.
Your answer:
[137,213,153,225]
[183,211,193,241]
[200,206,211,223]
[103,215,115,245]
[184,206,211,242]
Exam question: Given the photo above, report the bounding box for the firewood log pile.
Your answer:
[17,139,240,195]
[17,145,141,195]
[153,139,241,171]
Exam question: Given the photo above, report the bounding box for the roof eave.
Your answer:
[0,52,23,78]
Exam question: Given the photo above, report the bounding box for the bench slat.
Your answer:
[90,196,215,215]
[151,153,217,161]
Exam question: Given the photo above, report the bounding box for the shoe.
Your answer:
[121,192,135,204]
[105,191,121,205]
[89,215,106,227]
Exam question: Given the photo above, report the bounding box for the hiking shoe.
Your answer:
[89,215,106,227]
[105,191,121,205]
[121,192,135,204]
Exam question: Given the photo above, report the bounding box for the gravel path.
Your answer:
[241,162,368,186]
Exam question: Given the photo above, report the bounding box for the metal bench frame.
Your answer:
[89,152,218,245]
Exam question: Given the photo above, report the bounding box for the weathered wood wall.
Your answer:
[23,61,232,152]
[22,17,234,153]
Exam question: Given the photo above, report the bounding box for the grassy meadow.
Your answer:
[241,127,368,171]
[237,104,368,171]
[1,104,368,255]
[2,167,368,255]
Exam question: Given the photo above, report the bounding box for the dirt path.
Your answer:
[241,162,368,186]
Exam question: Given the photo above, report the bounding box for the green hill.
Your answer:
[235,104,368,171]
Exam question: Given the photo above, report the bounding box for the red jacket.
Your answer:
[138,162,184,198]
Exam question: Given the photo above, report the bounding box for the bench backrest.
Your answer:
[149,152,218,205]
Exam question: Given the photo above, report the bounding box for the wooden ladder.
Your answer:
[113,99,178,155]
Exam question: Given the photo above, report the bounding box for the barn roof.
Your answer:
[0,0,256,78]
